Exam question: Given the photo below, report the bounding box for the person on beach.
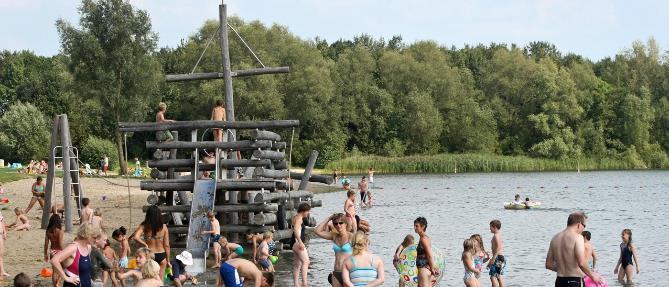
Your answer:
[394,235,414,287]
[169,251,194,287]
[582,231,597,270]
[211,99,226,142]
[134,158,142,177]
[256,232,275,272]
[367,168,374,188]
[314,213,354,287]
[615,229,639,285]
[546,212,602,287]
[45,214,64,286]
[344,189,358,232]
[414,217,439,287]
[488,220,505,287]
[132,205,171,280]
[218,236,245,261]
[156,102,175,142]
[13,273,31,287]
[112,227,130,270]
[462,238,481,287]
[80,198,93,225]
[51,223,102,287]
[24,176,45,214]
[218,258,274,287]
[101,240,119,287]
[135,259,161,287]
[470,234,489,276]
[7,208,30,231]
[90,208,103,229]
[358,176,369,207]
[0,211,7,278]
[291,203,311,287]
[200,211,222,268]
[102,155,109,176]
[341,231,384,287]
[117,247,154,282]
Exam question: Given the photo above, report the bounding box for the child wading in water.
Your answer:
[462,238,481,287]
[488,219,505,287]
[256,232,275,272]
[582,231,597,270]
[7,208,30,231]
[469,234,489,276]
[393,235,414,287]
[615,229,640,285]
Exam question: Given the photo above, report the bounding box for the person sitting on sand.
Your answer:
[7,208,30,231]
[169,251,195,287]
[218,258,274,287]
[117,247,154,282]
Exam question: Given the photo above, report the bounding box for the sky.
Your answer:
[1,0,668,61]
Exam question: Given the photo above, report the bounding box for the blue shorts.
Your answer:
[489,255,506,277]
[211,234,221,243]
[118,256,129,269]
[220,262,243,287]
[258,258,271,270]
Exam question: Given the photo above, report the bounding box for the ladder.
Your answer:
[53,145,84,218]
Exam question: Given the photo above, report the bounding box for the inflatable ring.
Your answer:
[395,245,446,287]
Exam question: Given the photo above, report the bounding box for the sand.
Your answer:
[0,176,145,283]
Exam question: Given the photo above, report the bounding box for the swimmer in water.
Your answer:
[582,231,597,270]
[615,229,639,285]
[470,234,490,277]
[462,238,481,287]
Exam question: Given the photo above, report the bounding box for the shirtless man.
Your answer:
[546,212,602,287]
[211,100,226,142]
[488,219,505,287]
[218,258,274,287]
[201,211,222,268]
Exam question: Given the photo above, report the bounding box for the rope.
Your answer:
[191,26,220,74]
[228,23,265,68]
[124,133,132,228]
[288,128,295,190]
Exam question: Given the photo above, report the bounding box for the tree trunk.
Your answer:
[114,129,128,175]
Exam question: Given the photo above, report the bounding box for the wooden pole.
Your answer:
[164,66,290,82]
[250,130,281,141]
[118,120,299,132]
[299,150,319,191]
[146,140,272,150]
[41,115,61,229]
[60,115,73,232]
[140,179,278,191]
[142,203,278,213]
[148,159,271,170]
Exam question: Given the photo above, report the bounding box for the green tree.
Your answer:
[57,0,162,173]
[401,91,443,154]
[0,102,50,162]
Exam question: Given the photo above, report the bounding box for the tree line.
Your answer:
[1,0,668,169]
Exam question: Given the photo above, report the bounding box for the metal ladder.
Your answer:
[53,146,84,217]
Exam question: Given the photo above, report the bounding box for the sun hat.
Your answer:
[176,250,194,266]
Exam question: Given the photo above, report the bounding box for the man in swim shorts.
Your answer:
[219,258,274,287]
[546,212,603,287]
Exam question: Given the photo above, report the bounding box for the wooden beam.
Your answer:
[143,203,278,213]
[146,140,272,150]
[289,172,333,185]
[253,167,290,179]
[253,190,313,202]
[252,150,285,161]
[140,179,277,191]
[252,213,277,225]
[273,160,287,170]
[148,159,272,170]
[272,229,293,241]
[165,66,290,82]
[299,150,319,191]
[251,130,281,141]
[117,120,300,132]
[168,224,272,235]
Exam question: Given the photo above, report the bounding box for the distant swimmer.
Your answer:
[512,194,522,205]
[546,212,602,287]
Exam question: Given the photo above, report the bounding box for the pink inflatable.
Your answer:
[584,273,608,287]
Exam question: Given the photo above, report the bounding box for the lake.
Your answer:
[271,170,668,286]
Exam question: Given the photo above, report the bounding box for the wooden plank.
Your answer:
[252,150,285,160]
[252,213,277,225]
[117,120,300,132]
[289,172,334,185]
[168,224,272,234]
[143,203,278,213]
[41,115,60,229]
[165,66,290,82]
[250,130,281,141]
[146,140,272,150]
[140,179,277,191]
[148,159,271,169]
[253,190,313,202]
[253,167,290,179]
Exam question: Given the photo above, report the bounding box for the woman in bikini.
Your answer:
[25,176,46,214]
[313,213,355,287]
[45,214,65,286]
[415,217,439,287]
[344,189,357,232]
[341,231,385,287]
[132,205,170,279]
[51,223,103,287]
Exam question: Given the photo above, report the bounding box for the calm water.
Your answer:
[269,171,668,286]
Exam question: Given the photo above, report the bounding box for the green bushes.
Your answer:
[0,102,50,162]
[80,136,118,170]
[326,153,644,174]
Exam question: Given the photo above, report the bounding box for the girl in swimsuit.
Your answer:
[469,234,489,277]
[45,214,65,286]
[0,211,7,278]
[615,229,640,285]
[414,217,439,287]
[314,213,355,287]
[342,231,385,287]
[462,238,481,287]
[51,223,103,287]
[394,235,414,287]
[344,189,357,232]
[132,205,170,280]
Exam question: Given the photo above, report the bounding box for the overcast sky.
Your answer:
[1,0,668,61]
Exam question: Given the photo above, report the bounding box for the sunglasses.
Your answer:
[333,221,345,226]
[581,222,587,228]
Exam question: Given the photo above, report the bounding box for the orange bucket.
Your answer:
[40,267,53,277]
[127,258,138,269]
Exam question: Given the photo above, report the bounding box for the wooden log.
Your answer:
[272,229,293,241]
[118,120,300,132]
[140,179,277,191]
[142,203,278,213]
[254,190,313,202]
[150,168,167,180]
[272,160,287,170]
[299,150,319,191]
[273,142,287,150]
[146,140,272,150]
[168,225,272,234]
[251,130,281,141]
[252,213,277,225]
[149,159,271,170]
[253,167,290,179]
[285,199,322,210]
[289,172,333,185]
[165,66,290,82]
[252,150,285,161]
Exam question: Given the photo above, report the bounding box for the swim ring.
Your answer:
[584,273,608,287]
[395,244,446,287]
[504,202,541,210]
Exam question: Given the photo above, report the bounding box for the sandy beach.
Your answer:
[0,176,145,284]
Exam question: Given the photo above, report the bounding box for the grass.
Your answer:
[326,153,637,174]
[0,168,29,184]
